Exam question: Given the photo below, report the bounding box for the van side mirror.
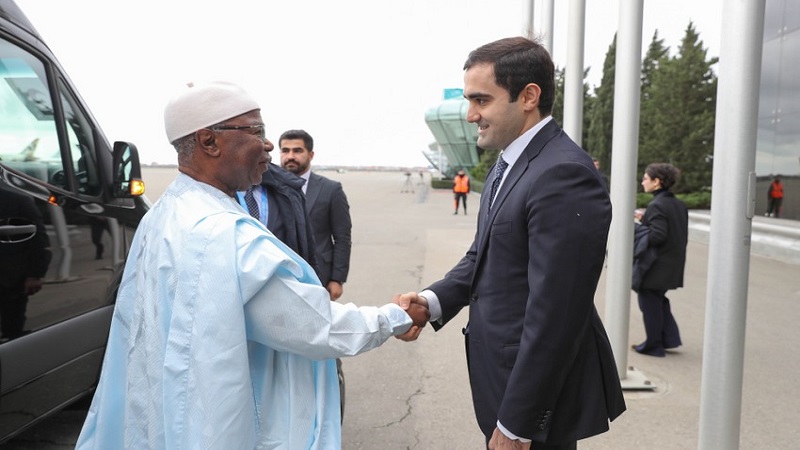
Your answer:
[112,141,145,197]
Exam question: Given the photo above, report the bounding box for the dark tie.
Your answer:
[488,154,508,211]
[244,187,260,219]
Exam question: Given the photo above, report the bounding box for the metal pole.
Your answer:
[563,0,585,145]
[541,0,555,55]
[698,0,766,448]
[523,0,535,39]
[604,0,644,384]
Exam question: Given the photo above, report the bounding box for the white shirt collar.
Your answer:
[298,171,311,194]
[500,116,553,167]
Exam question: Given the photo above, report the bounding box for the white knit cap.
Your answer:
[164,81,260,143]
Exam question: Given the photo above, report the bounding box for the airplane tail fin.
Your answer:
[20,137,39,162]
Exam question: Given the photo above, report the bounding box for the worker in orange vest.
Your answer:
[453,169,470,215]
[766,175,784,218]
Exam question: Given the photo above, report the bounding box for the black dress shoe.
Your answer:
[632,343,666,357]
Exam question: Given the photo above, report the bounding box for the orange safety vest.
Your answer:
[769,181,784,199]
[453,175,470,193]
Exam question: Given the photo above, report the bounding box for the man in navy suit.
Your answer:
[398,37,625,449]
[279,129,352,302]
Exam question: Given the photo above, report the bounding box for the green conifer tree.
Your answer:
[639,23,717,192]
[587,35,617,175]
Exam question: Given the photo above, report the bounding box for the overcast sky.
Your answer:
[15,0,722,167]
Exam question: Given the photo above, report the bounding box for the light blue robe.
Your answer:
[76,174,411,449]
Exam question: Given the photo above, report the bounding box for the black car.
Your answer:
[0,0,147,442]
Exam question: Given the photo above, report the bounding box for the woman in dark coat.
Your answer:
[632,163,688,357]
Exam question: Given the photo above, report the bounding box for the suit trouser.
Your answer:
[531,442,576,450]
[637,288,682,354]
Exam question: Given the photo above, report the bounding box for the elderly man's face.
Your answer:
[212,110,273,192]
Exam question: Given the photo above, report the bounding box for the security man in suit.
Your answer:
[279,129,352,302]
[397,37,625,449]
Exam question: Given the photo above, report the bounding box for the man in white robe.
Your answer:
[75,81,428,449]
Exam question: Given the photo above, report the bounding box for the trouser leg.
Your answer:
[636,288,667,356]
[91,223,105,258]
[661,293,682,348]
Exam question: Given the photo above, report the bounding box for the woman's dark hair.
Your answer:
[645,163,681,190]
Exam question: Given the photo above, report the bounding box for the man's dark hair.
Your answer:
[463,36,555,116]
[279,129,314,152]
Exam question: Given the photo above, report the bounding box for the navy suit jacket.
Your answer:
[428,120,625,444]
[305,172,352,286]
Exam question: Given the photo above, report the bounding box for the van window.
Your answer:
[1,35,121,340]
[58,79,100,195]
[0,37,99,195]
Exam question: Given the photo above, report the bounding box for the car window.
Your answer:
[0,37,99,195]
[0,36,123,341]
[59,79,100,195]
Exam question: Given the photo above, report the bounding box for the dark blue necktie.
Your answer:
[488,155,508,211]
[244,187,260,219]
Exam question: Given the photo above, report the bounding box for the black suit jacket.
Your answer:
[257,164,317,269]
[305,172,352,286]
[428,120,625,444]
[639,190,688,290]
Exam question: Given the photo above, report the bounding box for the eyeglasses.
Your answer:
[209,124,267,141]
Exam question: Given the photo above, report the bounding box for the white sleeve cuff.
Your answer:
[418,289,442,322]
[378,303,413,335]
[497,421,531,443]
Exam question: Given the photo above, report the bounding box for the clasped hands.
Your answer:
[392,292,429,341]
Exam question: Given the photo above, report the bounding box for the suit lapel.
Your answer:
[490,120,560,215]
[474,120,562,271]
[265,186,277,229]
[305,172,321,211]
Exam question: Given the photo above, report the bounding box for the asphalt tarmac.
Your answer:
[4,168,798,449]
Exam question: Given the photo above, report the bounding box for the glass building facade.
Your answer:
[756,0,800,219]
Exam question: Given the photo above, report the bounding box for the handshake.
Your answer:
[392,292,430,342]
